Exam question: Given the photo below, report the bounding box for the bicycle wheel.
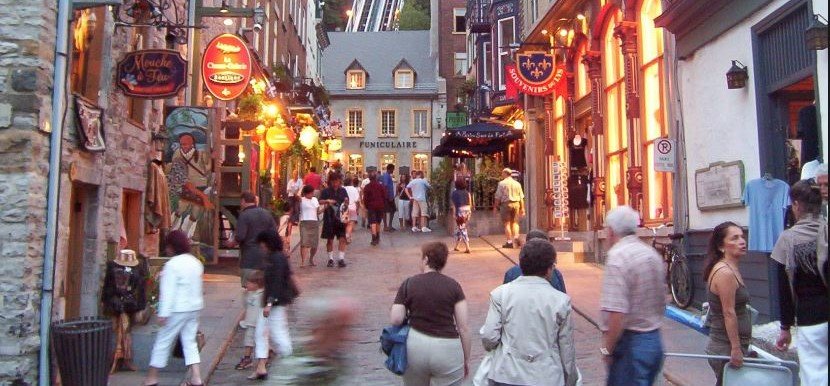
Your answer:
[670,255,694,309]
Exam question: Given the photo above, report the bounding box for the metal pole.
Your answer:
[40,0,71,383]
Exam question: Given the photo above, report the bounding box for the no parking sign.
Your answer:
[654,138,676,172]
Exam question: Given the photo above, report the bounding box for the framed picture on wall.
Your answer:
[74,94,106,152]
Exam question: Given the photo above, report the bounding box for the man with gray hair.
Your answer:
[599,206,666,386]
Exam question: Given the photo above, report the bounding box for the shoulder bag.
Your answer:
[380,278,411,375]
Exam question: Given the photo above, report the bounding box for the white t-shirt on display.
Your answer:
[300,197,320,221]
[407,178,431,202]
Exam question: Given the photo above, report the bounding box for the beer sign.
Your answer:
[202,33,252,101]
[116,49,188,99]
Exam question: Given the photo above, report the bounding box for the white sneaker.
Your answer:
[412,227,421,232]
[421,227,432,233]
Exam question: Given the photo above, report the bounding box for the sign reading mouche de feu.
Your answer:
[202,33,252,101]
[506,51,568,97]
[117,49,188,98]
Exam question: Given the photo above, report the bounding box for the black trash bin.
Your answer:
[51,317,113,386]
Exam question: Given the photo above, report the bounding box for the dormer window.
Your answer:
[347,70,365,89]
[395,70,414,89]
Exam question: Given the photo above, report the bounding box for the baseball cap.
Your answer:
[502,167,513,174]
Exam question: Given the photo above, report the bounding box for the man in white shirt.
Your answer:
[493,168,525,248]
[406,171,432,232]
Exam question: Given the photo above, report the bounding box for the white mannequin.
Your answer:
[573,134,583,146]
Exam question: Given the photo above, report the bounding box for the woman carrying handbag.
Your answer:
[388,242,471,386]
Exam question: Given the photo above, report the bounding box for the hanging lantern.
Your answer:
[328,138,343,152]
[265,126,295,151]
[298,126,319,149]
[255,124,267,135]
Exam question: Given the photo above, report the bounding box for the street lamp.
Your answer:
[805,14,828,51]
[726,60,749,89]
[219,0,229,13]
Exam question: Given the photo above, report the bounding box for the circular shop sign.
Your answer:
[202,33,252,101]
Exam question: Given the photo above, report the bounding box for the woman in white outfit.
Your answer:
[249,230,297,380]
[143,230,205,386]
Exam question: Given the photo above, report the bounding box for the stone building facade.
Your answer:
[0,2,174,383]
[0,0,57,383]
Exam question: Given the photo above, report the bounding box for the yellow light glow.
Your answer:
[328,138,343,151]
[223,18,233,26]
[333,151,344,160]
[256,124,267,135]
[541,29,549,35]
[298,126,319,149]
[263,104,279,118]
[512,120,525,131]
[346,9,353,17]
[559,28,569,37]
[238,150,246,162]
[576,14,586,21]
[349,154,362,160]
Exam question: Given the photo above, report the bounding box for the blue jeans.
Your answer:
[607,330,664,386]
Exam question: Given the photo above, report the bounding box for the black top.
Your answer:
[568,136,588,169]
[102,261,147,314]
[777,250,829,327]
[236,206,277,269]
[394,272,465,338]
[320,187,348,222]
[568,174,590,209]
[263,251,296,307]
[451,189,471,208]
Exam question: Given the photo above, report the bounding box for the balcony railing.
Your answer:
[467,0,492,33]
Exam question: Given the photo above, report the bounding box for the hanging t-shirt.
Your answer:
[568,136,588,168]
[743,178,790,252]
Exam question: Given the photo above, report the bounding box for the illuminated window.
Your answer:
[70,7,104,102]
[347,109,364,136]
[380,110,397,137]
[453,8,466,33]
[553,96,566,160]
[380,153,397,169]
[575,43,589,99]
[346,70,365,89]
[413,110,429,137]
[602,10,627,210]
[348,154,364,175]
[640,0,671,221]
[497,17,516,90]
[395,70,414,88]
[412,153,430,177]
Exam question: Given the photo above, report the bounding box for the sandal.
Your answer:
[235,355,253,370]
[247,372,268,381]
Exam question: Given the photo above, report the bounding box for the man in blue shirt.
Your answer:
[503,229,566,293]
[380,164,397,232]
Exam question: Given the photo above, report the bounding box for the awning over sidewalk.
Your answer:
[432,122,523,158]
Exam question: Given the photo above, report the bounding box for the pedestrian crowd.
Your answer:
[142,162,827,386]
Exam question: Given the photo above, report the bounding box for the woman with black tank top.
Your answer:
[702,222,751,386]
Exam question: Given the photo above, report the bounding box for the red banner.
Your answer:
[202,34,252,101]
[506,58,568,98]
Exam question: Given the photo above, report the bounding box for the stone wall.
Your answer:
[0,0,56,383]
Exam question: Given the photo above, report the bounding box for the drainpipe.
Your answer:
[39,0,70,384]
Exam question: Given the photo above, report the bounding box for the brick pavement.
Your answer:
[210,227,606,385]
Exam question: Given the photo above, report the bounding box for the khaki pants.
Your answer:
[404,328,464,386]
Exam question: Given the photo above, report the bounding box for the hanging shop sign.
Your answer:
[116,49,188,98]
[506,52,568,97]
[202,33,252,101]
[74,95,106,152]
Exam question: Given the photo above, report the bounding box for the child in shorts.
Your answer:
[236,271,265,370]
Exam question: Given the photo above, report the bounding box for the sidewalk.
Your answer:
[108,238,300,386]
[107,270,244,386]
[480,234,716,386]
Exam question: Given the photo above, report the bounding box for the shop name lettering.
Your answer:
[359,141,419,149]
[508,66,565,95]
[122,53,177,83]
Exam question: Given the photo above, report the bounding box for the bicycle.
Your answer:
[648,223,694,309]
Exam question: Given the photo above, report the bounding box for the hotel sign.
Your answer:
[506,52,568,97]
[202,33,252,101]
[116,49,187,98]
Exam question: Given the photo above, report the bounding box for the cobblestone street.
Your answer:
[209,227,605,385]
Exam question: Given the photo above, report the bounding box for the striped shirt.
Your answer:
[600,235,666,332]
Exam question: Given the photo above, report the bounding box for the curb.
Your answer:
[204,240,302,384]
[479,235,686,385]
